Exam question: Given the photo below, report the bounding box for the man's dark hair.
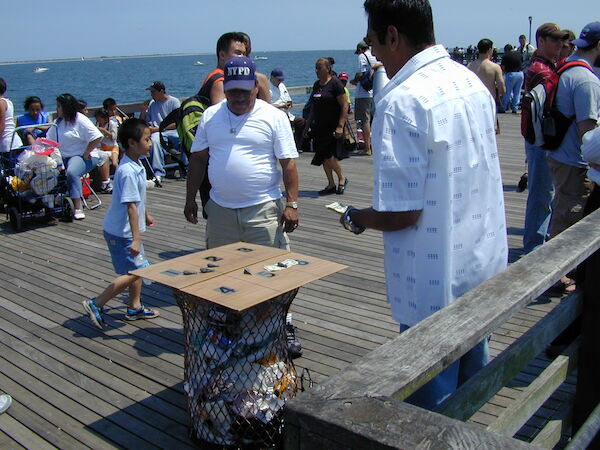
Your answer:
[215,32,250,59]
[102,97,117,109]
[0,78,6,95]
[363,0,435,50]
[519,34,526,40]
[77,99,88,113]
[24,96,43,110]
[118,118,149,148]
[477,38,493,54]
[56,93,79,122]
[504,44,513,52]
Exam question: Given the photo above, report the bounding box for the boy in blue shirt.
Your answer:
[83,118,159,329]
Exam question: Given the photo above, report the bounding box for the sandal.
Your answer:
[318,185,337,195]
[73,209,86,220]
[336,178,348,195]
[548,278,576,295]
[125,304,159,321]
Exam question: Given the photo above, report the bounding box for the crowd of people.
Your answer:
[1,1,599,425]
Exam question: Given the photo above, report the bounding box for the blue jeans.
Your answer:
[400,324,490,410]
[523,142,555,253]
[501,71,524,113]
[149,132,182,178]
[64,155,101,199]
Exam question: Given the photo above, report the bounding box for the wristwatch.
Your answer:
[342,208,365,235]
[285,201,298,209]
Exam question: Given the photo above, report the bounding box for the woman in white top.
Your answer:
[0,77,23,152]
[47,93,103,220]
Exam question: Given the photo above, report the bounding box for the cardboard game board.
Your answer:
[131,242,347,311]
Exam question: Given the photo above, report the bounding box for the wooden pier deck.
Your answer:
[0,113,575,448]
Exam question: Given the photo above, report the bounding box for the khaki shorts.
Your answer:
[354,97,372,124]
[205,198,290,250]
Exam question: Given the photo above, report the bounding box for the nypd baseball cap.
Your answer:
[224,56,257,91]
[572,22,600,49]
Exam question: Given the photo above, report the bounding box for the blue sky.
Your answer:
[2,0,595,62]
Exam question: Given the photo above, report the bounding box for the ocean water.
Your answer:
[1,50,357,115]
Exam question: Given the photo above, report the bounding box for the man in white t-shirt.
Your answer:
[350,40,382,155]
[269,68,306,151]
[341,0,507,409]
[185,56,299,251]
[140,81,181,181]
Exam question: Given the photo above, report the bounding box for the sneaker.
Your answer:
[286,324,302,359]
[125,304,159,321]
[73,209,86,220]
[0,394,12,414]
[82,299,106,329]
[99,181,113,194]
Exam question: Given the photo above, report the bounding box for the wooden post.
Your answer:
[572,247,600,447]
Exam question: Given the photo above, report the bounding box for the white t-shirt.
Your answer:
[0,98,23,151]
[356,50,378,99]
[103,155,147,238]
[99,119,118,148]
[372,45,508,326]
[270,80,295,120]
[190,99,298,209]
[582,127,600,185]
[47,112,103,158]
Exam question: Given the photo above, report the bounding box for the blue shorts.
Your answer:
[103,231,149,275]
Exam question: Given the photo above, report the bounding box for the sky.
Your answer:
[1,0,596,62]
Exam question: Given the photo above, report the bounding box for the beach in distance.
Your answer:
[1,50,358,115]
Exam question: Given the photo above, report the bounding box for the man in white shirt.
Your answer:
[185,56,299,250]
[340,0,507,409]
[140,81,181,181]
[350,40,382,155]
[269,68,306,152]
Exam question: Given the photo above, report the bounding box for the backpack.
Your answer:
[521,60,593,150]
[159,94,210,157]
[359,54,374,92]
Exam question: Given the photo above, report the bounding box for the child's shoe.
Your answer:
[125,304,159,321]
[82,299,106,329]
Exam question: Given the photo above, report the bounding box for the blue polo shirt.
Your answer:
[103,155,147,238]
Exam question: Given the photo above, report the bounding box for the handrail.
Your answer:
[285,208,600,448]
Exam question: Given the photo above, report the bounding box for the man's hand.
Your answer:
[334,125,344,139]
[281,207,299,233]
[184,199,199,224]
[146,213,155,227]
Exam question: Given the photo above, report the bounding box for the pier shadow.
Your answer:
[85,384,193,448]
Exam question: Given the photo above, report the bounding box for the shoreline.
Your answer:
[0,49,351,66]
[0,52,213,66]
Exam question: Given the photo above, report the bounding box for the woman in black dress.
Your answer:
[304,58,349,195]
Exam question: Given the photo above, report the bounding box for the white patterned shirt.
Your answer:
[372,45,508,326]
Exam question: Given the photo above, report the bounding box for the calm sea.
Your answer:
[1,50,357,115]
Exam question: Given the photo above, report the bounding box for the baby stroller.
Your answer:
[0,124,74,231]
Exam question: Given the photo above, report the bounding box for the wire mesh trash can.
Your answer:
[175,288,299,448]
[130,243,347,449]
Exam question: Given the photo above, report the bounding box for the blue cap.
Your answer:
[224,56,257,91]
[270,68,285,80]
[572,22,600,49]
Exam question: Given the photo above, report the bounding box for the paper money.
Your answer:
[325,201,348,214]
[264,259,299,272]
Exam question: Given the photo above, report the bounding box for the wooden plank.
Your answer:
[530,400,572,448]
[435,293,581,421]
[0,414,58,450]
[285,394,536,450]
[486,339,580,437]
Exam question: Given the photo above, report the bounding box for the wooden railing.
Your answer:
[284,209,600,449]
